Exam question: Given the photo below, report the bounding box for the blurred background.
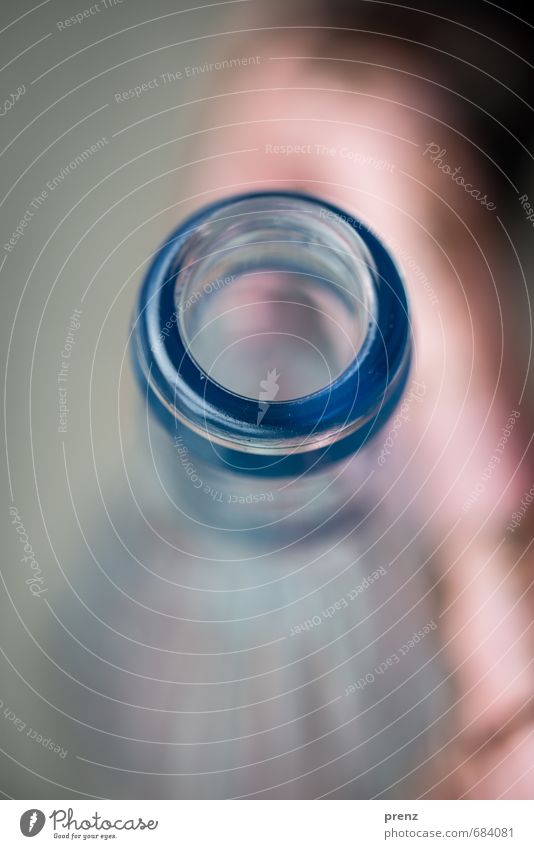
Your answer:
[1,0,533,799]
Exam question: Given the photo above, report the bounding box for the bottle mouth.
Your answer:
[133,191,411,474]
[175,195,376,402]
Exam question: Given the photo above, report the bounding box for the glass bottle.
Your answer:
[121,191,446,799]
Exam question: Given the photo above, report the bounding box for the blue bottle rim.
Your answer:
[132,190,411,474]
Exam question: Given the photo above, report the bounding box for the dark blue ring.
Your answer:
[132,191,411,475]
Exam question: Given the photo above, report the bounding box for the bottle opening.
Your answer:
[135,191,411,472]
[175,196,376,401]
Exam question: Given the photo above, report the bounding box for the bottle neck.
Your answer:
[133,191,411,521]
[147,414,382,544]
